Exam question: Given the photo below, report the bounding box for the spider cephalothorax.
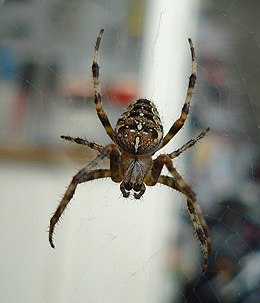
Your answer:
[49,29,211,272]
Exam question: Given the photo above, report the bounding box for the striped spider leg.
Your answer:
[61,135,104,153]
[144,152,211,272]
[49,144,121,248]
[158,38,196,151]
[49,29,211,272]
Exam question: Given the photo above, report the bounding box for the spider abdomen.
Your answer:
[115,99,163,155]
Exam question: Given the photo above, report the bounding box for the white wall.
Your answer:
[0,160,176,302]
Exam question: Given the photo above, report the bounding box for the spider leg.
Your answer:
[61,135,104,152]
[168,128,210,160]
[158,175,211,253]
[78,169,111,184]
[49,144,118,248]
[145,154,210,271]
[92,29,116,143]
[191,197,211,253]
[158,38,196,150]
[186,198,209,272]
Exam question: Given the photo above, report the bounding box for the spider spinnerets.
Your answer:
[49,29,211,272]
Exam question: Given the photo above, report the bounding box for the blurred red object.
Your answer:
[60,77,138,106]
[105,80,138,106]
[60,77,93,99]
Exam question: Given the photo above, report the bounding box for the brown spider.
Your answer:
[49,29,211,272]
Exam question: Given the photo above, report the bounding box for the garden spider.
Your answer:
[49,29,211,272]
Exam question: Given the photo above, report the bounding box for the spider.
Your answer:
[49,29,211,272]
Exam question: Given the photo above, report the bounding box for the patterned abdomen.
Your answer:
[115,99,163,155]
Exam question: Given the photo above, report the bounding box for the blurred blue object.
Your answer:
[0,45,16,80]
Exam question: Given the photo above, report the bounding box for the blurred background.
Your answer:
[1,0,260,302]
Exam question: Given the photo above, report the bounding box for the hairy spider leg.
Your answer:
[61,135,104,153]
[166,129,212,254]
[158,38,196,151]
[92,29,116,143]
[158,175,211,251]
[145,154,209,272]
[59,106,210,166]
[186,198,208,272]
[158,175,211,271]
[168,128,210,160]
[49,144,119,248]
[78,169,111,184]
[192,199,212,253]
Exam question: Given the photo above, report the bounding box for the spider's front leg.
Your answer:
[49,144,121,248]
[92,29,116,144]
[158,38,196,151]
[145,154,210,272]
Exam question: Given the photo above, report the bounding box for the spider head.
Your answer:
[120,153,153,198]
[124,180,142,192]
